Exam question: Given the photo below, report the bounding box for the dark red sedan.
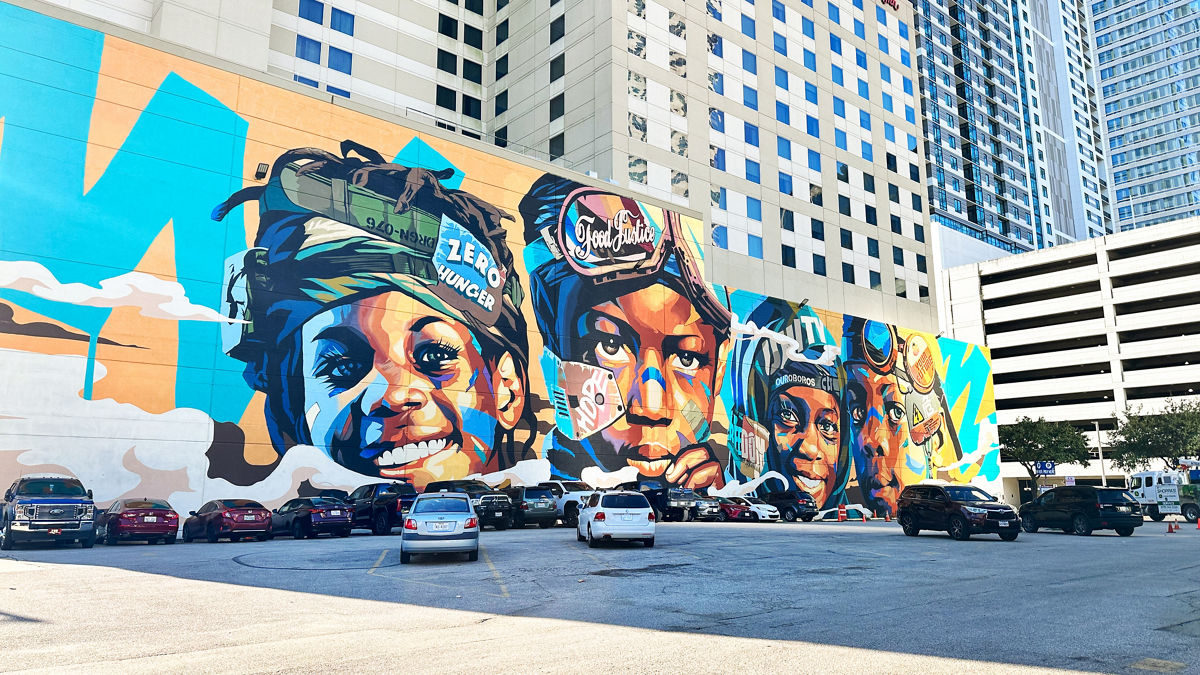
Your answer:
[713,496,754,522]
[182,499,272,543]
[95,499,180,545]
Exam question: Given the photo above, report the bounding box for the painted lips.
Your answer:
[372,437,457,468]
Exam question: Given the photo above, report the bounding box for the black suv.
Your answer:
[475,492,515,530]
[757,490,819,522]
[1,475,96,549]
[1018,486,1143,537]
[896,484,1019,541]
[504,485,559,528]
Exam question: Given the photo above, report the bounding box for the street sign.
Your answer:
[1065,476,1076,486]
[1034,461,1056,476]
[1159,484,1182,514]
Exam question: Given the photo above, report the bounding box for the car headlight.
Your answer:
[964,506,987,514]
[19,505,34,519]
[80,505,94,520]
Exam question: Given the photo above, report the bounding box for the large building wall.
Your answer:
[0,3,998,518]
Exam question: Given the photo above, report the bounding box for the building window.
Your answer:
[550,15,565,43]
[496,55,509,80]
[327,84,350,98]
[670,51,686,77]
[895,277,907,297]
[889,184,900,203]
[838,195,850,215]
[629,113,647,141]
[550,93,565,121]
[842,263,855,284]
[867,237,879,258]
[837,162,849,183]
[748,234,764,259]
[919,285,929,301]
[775,101,790,124]
[438,14,458,38]
[495,90,508,116]
[778,137,791,160]
[462,95,482,119]
[629,30,647,58]
[331,8,354,35]
[865,205,876,225]
[494,126,508,148]
[863,173,875,192]
[295,35,321,64]
[550,54,565,81]
[463,59,482,83]
[671,171,689,198]
[779,172,793,195]
[782,244,796,268]
[299,0,324,25]
[893,246,904,266]
[710,146,725,170]
[630,71,647,100]
[629,0,646,18]
[671,130,688,156]
[669,11,685,38]
[742,49,757,75]
[840,228,853,249]
[293,74,318,88]
[744,122,759,146]
[914,223,925,242]
[466,0,484,13]
[496,19,509,45]
[741,13,756,38]
[744,86,758,110]
[813,254,826,276]
[328,47,352,75]
[628,154,646,182]
[811,218,824,240]
[436,85,456,111]
[465,25,483,49]
[437,49,457,74]
[549,134,565,160]
[870,270,881,290]
[781,208,795,231]
[891,215,902,234]
[916,255,927,273]
[747,197,763,221]
[670,89,687,116]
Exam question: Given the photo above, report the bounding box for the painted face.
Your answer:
[299,291,524,487]
[572,285,724,481]
[770,385,840,507]
[845,365,909,515]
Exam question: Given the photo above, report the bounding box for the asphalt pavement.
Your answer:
[1,519,1197,674]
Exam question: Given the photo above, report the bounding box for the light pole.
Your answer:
[1094,420,1107,487]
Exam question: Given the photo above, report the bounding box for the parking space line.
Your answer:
[480,548,510,598]
[367,549,389,575]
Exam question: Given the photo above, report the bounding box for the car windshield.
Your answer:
[746,497,767,505]
[561,482,590,491]
[413,497,470,513]
[1129,477,1142,489]
[601,494,650,509]
[943,487,994,502]
[524,488,554,500]
[669,488,697,498]
[1097,490,1137,504]
[123,500,172,509]
[18,479,86,497]
[714,496,733,504]
[218,499,263,509]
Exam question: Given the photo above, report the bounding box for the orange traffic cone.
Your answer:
[884,511,891,522]
[1195,519,1199,531]
[861,512,867,523]
[1167,522,1176,533]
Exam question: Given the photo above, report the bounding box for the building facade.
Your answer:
[1093,0,1200,230]
[941,218,1200,503]
[27,0,940,332]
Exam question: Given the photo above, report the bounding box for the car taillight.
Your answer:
[594,512,606,521]
[465,517,478,529]
[167,513,179,521]
[119,512,136,520]
[222,510,234,519]
[396,501,404,512]
[521,502,530,510]
[404,518,417,530]
[647,512,655,522]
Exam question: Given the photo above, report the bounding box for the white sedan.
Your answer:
[577,491,656,548]
[729,496,780,521]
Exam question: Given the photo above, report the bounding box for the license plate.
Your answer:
[48,528,62,535]
[621,514,632,521]
[494,511,502,517]
[999,520,1010,527]
[330,510,342,516]
[1117,506,1129,512]
[244,514,255,521]
[144,516,157,522]
[430,522,454,531]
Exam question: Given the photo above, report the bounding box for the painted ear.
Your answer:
[492,351,526,429]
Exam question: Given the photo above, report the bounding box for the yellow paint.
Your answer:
[480,548,510,598]
[1130,658,1187,673]
[366,549,389,575]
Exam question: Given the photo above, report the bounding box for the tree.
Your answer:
[999,417,1091,497]
[1108,399,1200,472]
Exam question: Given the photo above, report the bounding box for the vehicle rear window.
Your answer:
[1097,490,1137,504]
[219,499,263,509]
[18,479,86,497]
[524,488,553,500]
[561,482,590,491]
[383,484,417,495]
[309,497,346,506]
[124,500,172,509]
[601,494,650,509]
[413,497,470,513]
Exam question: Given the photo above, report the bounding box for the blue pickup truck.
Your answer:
[1,475,96,549]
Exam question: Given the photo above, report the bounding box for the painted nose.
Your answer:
[626,352,670,424]
[362,367,429,416]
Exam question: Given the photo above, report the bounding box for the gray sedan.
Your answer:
[400,492,480,564]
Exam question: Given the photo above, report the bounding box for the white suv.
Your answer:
[576,491,655,548]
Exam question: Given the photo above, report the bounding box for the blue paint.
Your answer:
[641,367,665,386]
[392,137,463,189]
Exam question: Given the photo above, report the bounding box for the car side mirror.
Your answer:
[188,511,197,516]
[3,490,11,502]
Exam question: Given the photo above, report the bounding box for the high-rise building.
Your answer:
[25,0,942,330]
[912,0,1113,267]
[1092,0,1200,230]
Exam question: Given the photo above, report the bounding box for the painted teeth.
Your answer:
[375,438,451,466]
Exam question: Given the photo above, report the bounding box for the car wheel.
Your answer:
[587,525,599,548]
[1149,510,1165,522]
[1182,504,1200,524]
[257,533,272,542]
[163,535,176,544]
[948,515,970,541]
[564,504,579,528]
[496,517,510,531]
[467,549,479,562]
[750,512,760,521]
[538,520,554,529]
[81,534,95,549]
[182,526,194,544]
[715,511,728,522]
[643,537,654,548]
[682,508,694,522]
[1072,513,1092,536]
[999,531,1019,542]
[781,508,797,522]
[0,523,13,551]
[372,512,391,536]
[102,525,118,546]
[1021,516,1039,533]
[1115,526,1135,537]
[800,515,815,522]
[291,520,306,540]
[898,512,920,537]
[206,523,220,544]
[512,515,523,529]
[338,528,351,538]
[400,551,411,564]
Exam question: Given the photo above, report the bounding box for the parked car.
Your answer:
[182,499,272,543]
[271,497,352,539]
[577,491,656,547]
[475,492,514,530]
[400,492,479,564]
[504,485,559,528]
[711,496,755,522]
[347,482,417,535]
[757,490,818,522]
[896,484,1019,541]
[424,480,509,516]
[1019,486,1143,537]
[728,496,781,521]
[692,490,723,521]
[0,475,96,550]
[95,498,179,545]
[615,480,699,521]
[537,480,595,527]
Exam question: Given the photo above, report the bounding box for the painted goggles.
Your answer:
[854,321,938,396]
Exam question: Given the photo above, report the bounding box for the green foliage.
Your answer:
[1108,399,1200,471]
[999,417,1092,493]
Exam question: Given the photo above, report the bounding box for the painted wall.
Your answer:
[0,3,999,517]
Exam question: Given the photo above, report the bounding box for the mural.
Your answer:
[0,3,999,518]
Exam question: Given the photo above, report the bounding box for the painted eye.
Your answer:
[598,335,624,357]
[886,402,905,424]
[817,417,839,435]
[592,334,632,365]
[850,405,865,424]
[669,351,704,373]
[314,355,369,392]
[776,409,799,426]
[412,341,461,372]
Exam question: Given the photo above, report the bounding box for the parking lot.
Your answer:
[1,520,1198,674]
